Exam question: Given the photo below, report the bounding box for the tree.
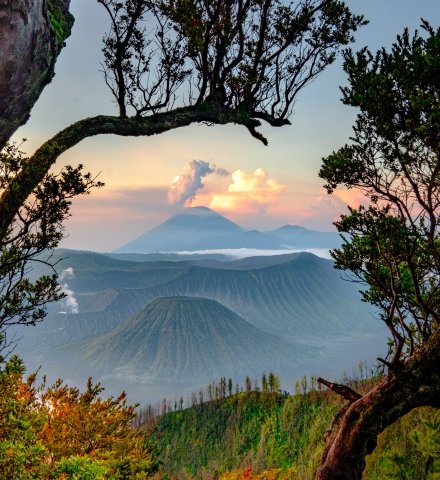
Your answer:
[0,0,364,346]
[315,22,440,480]
[245,375,252,393]
[262,373,268,393]
[0,143,102,357]
[0,356,46,479]
[0,356,159,479]
[268,372,280,393]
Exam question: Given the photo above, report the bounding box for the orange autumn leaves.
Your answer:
[220,467,300,479]
[0,356,158,479]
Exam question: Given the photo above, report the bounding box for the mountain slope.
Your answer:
[114,206,341,253]
[24,252,376,350]
[115,206,244,253]
[20,252,377,358]
[13,250,387,402]
[77,297,301,381]
[270,225,341,248]
[93,252,375,337]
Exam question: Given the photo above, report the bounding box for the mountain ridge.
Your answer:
[114,206,341,253]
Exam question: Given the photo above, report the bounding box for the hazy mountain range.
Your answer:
[115,206,342,253]
[10,208,384,402]
[13,243,384,402]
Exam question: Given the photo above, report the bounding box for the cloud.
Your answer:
[331,188,369,209]
[209,168,285,213]
[172,247,332,259]
[168,160,229,206]
[59,267,78,314]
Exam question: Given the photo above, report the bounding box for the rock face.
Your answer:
[0,0,73,148]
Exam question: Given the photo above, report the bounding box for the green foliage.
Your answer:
[144,382,439,480]
[46,0,74,49]
[0,357,159,479]
[52,457,110,480]
[0,143,103,355]
[146,388,337,479]
[365,408,440,480]
[319,22,440,361]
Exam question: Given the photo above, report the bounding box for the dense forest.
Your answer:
[141,374,440,480]
[2,361,439,479]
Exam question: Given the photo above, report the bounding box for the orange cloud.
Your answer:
[209,168,286,213]
[332,188,369,209]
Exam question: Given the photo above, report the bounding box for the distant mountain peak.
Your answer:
[114,207,341,254]
[114,207,243,253]
[182,206,217,215]
[274,224,308,232]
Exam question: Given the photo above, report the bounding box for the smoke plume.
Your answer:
[59,267,79,314]
[168,160,229,206]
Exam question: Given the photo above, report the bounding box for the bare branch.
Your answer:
[317,377,362,403]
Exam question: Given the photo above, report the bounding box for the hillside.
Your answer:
[116,206,244,253]
[76,297,303,381]
[23,251,376,347]
[143,380,440,479]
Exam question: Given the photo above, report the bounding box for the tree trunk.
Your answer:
[315,327,440,480]
[0,0,73,149]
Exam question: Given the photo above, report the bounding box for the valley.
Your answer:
[14,254,384,402]
[11,208,385,403]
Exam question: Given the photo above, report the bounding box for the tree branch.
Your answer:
[317,377,362,403]
[0,104,267,236]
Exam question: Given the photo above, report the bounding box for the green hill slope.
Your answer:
[143,383,440,479]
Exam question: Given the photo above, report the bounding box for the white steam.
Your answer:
[59,267,79,314]
[168,160,229,206]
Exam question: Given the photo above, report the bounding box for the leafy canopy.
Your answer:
[0,356,159,479]
[0,143,103,355]
[319,21,440,363]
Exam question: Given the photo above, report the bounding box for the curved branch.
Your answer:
[0,104,264,235]
[317,378,362,404]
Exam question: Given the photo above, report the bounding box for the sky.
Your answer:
[13,0,440,252]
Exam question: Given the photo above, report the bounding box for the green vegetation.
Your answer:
[139,375,439,480]
[46,0,74,49]
[144,386,336,479]
[0,356,158,480]
[1,357,438,479]
[365,407,440,480]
